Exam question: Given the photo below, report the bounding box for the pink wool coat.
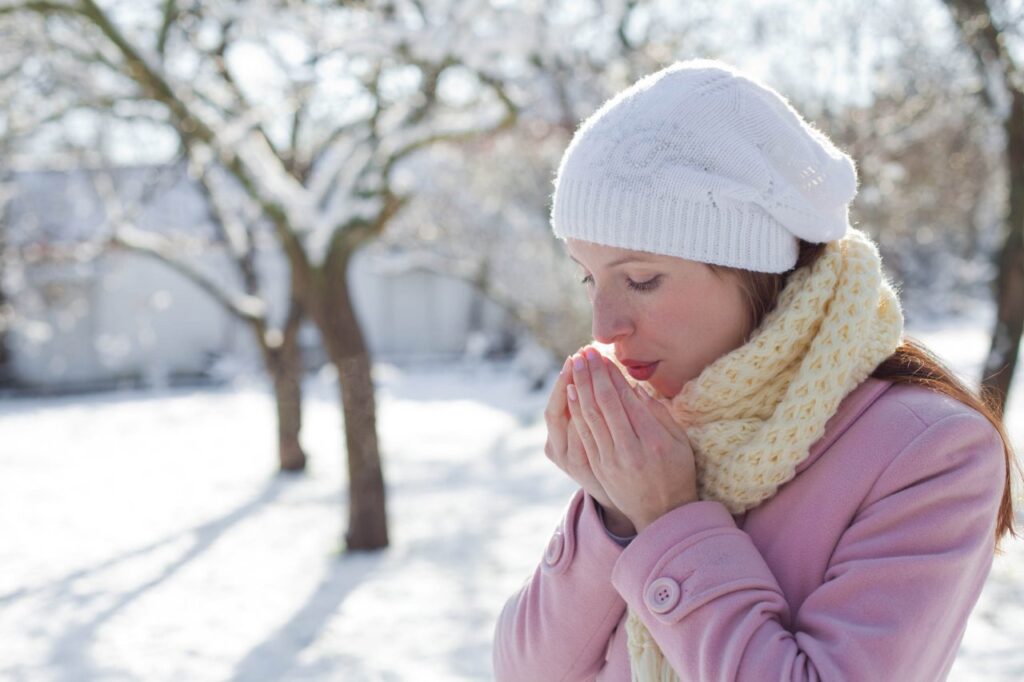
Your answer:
[493,378,1006,681]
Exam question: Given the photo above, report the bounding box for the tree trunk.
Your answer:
[334,347,388,551]
[255,295,308,472]
[981,89,1024,416]
[0,218,10,388]
[0,285,10,388]
[270,302,307,472]
[268,345,306,471]
[313,247,389,551]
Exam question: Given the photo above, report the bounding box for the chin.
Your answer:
[650,364,700,399]
[648,377,681,400]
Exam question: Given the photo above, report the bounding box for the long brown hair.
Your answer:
[710,240,1020,551]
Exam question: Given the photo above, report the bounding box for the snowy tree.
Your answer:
[943,0,1024,414]
[105,159,313,474]
[0,0,522,550]
[0,13,311,473]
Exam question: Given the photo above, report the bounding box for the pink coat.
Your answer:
[493,378,1005,681]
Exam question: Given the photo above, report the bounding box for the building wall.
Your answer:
[9,245,513,390]
[4,165,516,391]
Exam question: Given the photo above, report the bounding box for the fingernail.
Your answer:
[561,356,571,375]
[567,384,578,402]
[585,348,600,366]
[572,354,586,372]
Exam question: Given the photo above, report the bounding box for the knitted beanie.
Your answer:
[550,59,859,273]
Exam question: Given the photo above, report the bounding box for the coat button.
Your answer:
[544,531,565,566]
[645,577,681,614]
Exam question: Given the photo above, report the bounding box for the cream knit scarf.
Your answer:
[610,227,904,681]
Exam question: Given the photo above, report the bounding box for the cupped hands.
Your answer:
[565,346,699,532]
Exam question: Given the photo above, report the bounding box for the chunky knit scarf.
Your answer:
[607,227,904,681]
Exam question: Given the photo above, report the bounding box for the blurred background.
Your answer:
[0,0,1022,680]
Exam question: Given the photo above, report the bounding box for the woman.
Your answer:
[493,59,1019,681]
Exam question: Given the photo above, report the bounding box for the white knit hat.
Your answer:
[550,59,859,273]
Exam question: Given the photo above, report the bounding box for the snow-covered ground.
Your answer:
[1,311,1021,681]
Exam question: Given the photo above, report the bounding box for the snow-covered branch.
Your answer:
[108,225,266,324]
[0,1,78,16]
[67,0,311,238]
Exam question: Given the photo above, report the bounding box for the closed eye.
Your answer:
[579,274,662,292]
[628,276,661,292]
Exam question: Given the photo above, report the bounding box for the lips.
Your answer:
[620,359,659,381]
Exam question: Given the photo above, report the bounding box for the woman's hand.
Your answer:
[544,356,634,535]
[566,346,699,532]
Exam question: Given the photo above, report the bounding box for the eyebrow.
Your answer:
[568,254,660,269]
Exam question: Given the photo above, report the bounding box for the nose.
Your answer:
[590,289,633,344]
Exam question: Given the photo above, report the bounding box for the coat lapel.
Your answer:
[794,377,894,476]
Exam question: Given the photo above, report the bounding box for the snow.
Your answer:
[1,315,1022,681]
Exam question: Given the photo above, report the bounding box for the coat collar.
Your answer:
[793,377,893,476]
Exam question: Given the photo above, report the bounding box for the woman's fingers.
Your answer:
[603,360,657,433]
[565,416,588,466]
[643,392,689,440]
[565,376,602,468]
[542,356,573,463]
[544,356,572,422]
[604,359,688,442]
[603,360,675,444]
[581,350,638,450]
[569,350,617,461]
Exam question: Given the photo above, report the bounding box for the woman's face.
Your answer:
[566,238,752,399]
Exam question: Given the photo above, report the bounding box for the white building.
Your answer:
[2,164,515,392]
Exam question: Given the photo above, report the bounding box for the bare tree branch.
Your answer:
[203,16,289,168]
[187,151,263,297]
[85,161,267,325]
[0,1,79,17]
[382,65,518,176]
[70,0,311,273]
[156,0,177,60]
[109,227,266,324]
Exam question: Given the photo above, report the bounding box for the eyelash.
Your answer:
[580,274,662,292]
